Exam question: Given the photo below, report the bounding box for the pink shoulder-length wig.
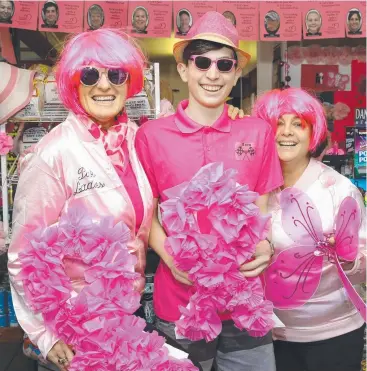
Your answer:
[56,28,146,116]
[252,88,327,152]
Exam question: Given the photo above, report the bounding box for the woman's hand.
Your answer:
[240,239,273,277]
[328,236,355,271]
[228,105,247,120]
[47,340,74,371]
[166,257,193,286]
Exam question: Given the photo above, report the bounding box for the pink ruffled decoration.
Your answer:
[304,44,323,64]
[287,46,304,65]
[339,46,353,66]
[161,163,274,342]
[0,132,13,155]
[333,102,351,121]
[323,46,339,65]
[352,46,367,62]
[18,205,198,371]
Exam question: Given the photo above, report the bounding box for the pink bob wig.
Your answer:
[56,28,146,116]
[252,88,327,152]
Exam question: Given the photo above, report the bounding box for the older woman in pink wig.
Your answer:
[253,88,366,371]
[7,29,153,370]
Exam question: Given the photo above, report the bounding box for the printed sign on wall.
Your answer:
[344,1,366,38]
[260,1,302,41]
[302,2,345,39]
[38,1,84,33]
[0,1,39,30]
[128,1,172,38]
[83,1,128,31]
[173,1,217,39]
[216,1,259,41]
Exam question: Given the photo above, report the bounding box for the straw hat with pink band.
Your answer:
[0,62,35,125]
[173,11,251,69]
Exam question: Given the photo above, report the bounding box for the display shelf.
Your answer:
[8,105,69,124]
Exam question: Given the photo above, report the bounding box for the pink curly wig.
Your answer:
[56,28,146,116]
[252,88,327,152]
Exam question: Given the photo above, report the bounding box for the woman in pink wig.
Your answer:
[253,88,366,371]
[7,29,198,371]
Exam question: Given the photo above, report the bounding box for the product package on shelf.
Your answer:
[0,270,19,328]
[125,63,159,125]
[354,127,367,179]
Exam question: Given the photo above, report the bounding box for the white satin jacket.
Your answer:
[7,113,153,357]
[269,159,366,342]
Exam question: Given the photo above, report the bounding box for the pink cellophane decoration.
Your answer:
[264,188,366,322]
[18,206,198,371]
[160,162,274,342]
[0,132,13,155]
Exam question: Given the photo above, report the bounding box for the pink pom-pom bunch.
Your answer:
[18,206,197,371]
[161,163,274,342]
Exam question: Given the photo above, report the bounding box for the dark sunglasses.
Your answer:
[189,55,237,72]
[80,67,129,87]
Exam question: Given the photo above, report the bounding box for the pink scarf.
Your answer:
[86,113,128,173]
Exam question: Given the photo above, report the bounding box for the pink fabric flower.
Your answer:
[304,44,323,64]
[58,207,100,262]
[176,304,222,342]
[157,359,199,371]
[0,132,13,155]
[287,46,304,65]
[333,102,351,121]
[338,46,353,66]
[323,46,339,65]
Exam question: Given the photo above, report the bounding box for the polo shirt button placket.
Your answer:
[202,128,211,162]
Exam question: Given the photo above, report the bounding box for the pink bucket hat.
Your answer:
[0,62,35,125]
[173,11,251,69]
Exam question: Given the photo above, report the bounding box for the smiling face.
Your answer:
[276,114,311,164]
[179,13,190,33]
[90,10,102,29]
[348,13,361,32]
[45,5,57,25]
[133,8,147,31]
[306,11,321,34]
[266,17,279,32]
[78,67,128,127]
[178,47,241,110]
[0,1,12,22]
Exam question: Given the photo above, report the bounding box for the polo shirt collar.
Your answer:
[175,100,232,134]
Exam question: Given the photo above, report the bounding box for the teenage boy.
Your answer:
[136,11,283,371]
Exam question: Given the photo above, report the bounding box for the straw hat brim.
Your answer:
[173,33,251,69]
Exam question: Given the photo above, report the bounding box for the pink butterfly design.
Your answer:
[264,188,366,321]
[326,72,350,91]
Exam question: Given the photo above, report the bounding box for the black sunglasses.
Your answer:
[189,55,237,73]
[80,67,129,87]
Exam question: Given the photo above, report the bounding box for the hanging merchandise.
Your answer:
[279,49,291,89]
[125,63,160,124]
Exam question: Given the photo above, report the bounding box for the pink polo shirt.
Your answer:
[135,100,283,322]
